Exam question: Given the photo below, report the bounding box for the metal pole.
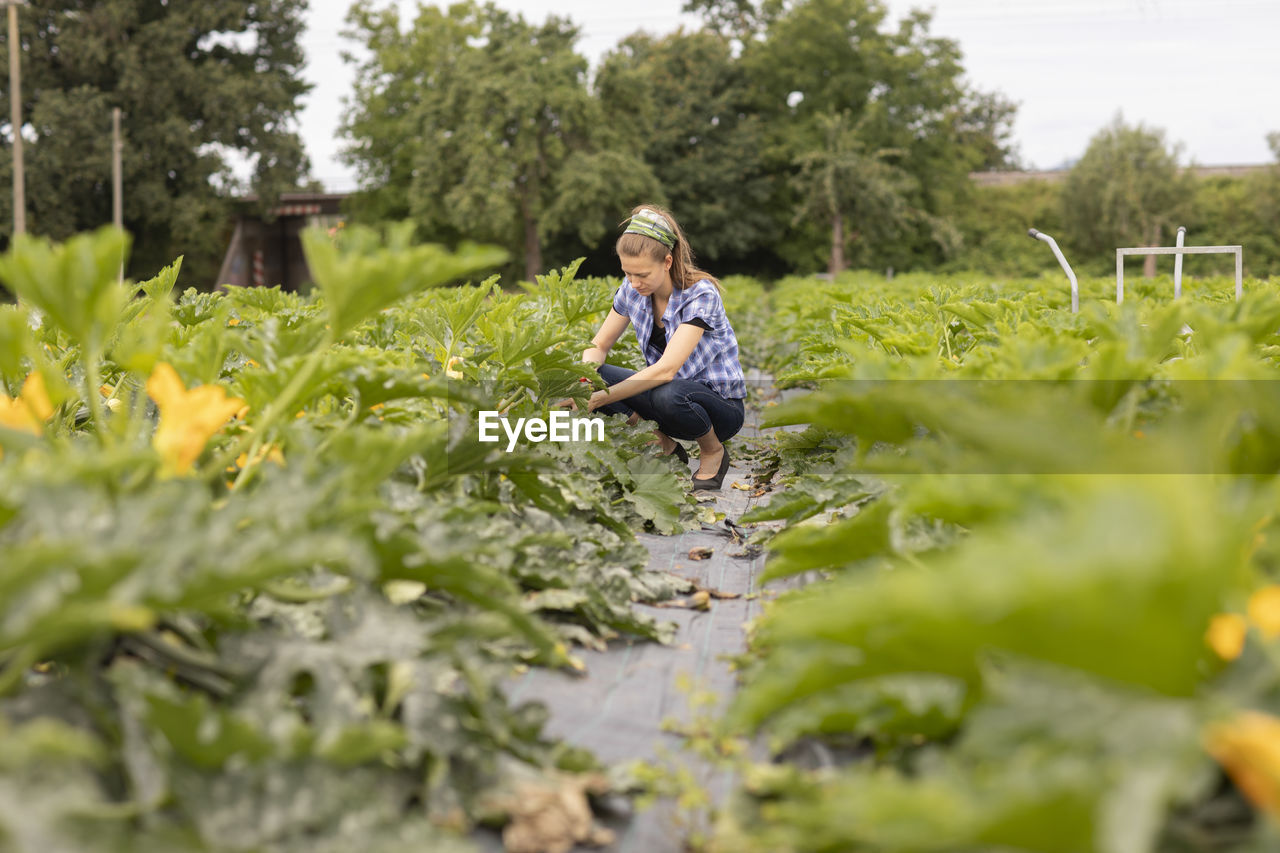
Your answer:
[1173,226,1185,299]
[1116,250,1124,305]
[1026,228,1079,313]
[113,107,122,280]
[8,2,24,236]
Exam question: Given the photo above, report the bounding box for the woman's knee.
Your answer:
[648,384,712,440]
[714,413,745,443]
[708,398,745,443]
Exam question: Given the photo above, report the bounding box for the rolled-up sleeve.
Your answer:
[679,289,721,332]
[612,284,631,316]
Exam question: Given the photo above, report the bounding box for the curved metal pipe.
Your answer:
[1027,228,1079,313]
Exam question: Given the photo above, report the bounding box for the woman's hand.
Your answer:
[586,389,611,412]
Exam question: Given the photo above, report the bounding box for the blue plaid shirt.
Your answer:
[612,278,746,399]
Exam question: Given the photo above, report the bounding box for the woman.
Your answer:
[582,205,746,490]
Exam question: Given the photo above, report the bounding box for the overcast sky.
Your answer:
[298,0,1280,192]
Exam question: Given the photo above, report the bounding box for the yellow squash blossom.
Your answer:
[1248,586,1280,639]
[1205,711,1280,819]
[1206,613,1249,661]
[0,372,54,435]
[235,444,285,470]
[147,362,245,475]
[1205,584,1280,661]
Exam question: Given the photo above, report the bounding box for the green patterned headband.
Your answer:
[623,209,677,250]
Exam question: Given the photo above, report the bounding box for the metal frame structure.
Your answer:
[1115,233,1242,304]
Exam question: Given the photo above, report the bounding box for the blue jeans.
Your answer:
[595,363,745,443]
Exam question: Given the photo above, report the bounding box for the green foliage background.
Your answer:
[0,0,313,287]
[0,0,1276,289]
[951,167,1280,279]
[341,0,1018,283]
[702,269,1280,853]
[0,228,713,850]
[341,0,1279,284]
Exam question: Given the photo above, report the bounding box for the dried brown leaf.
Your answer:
[501,775,615,853]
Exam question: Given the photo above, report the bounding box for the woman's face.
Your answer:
[620,252,672,297]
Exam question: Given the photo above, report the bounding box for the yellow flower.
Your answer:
[1205,711,1280,819]
[445,356,464,380]
[235,444,285,470]
[0,372,54,435]
[146,362,245,475]
[1248,586,1280,639]
[1207,613,1249,661]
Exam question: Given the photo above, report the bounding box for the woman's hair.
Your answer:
[616,204,720,291]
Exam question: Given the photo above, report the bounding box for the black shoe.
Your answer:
[670,443,690,464]
[692,448,730,491]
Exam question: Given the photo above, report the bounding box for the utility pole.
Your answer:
[112,109,122,231]
[4,0,24,237]
[113,107,122,280]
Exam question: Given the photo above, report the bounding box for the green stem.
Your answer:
[123,631,238,681]
[0,647,37,698]
[83,342,110,447]
[225,338,333,488]
[118,635,236,699]
[261,577,353,603]
[496,388,525,414]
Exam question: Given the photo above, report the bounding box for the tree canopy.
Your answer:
[1061,115,1193,273]
[341,0,1016,280]
[343,0,656,282]
[725,0,1008,272]
[0,0,312,285]
[594,28,773,265]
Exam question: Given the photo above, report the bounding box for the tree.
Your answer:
[956,90,1022,172]
[343,1,656,281]
[681,0,762,44]
[793,110,917,274]
[1241,132,1280,275]
[593,29,774,269]
[1061,116,1193,277]
[0,0,312,286]
[689,0,1011,273]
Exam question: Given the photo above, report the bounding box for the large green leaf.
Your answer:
[0,228,131,349]
[734,478,1255,732]
[302,223,506,339]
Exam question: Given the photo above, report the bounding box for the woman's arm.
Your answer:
[583,309,630,365]
[587,323,705,411]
